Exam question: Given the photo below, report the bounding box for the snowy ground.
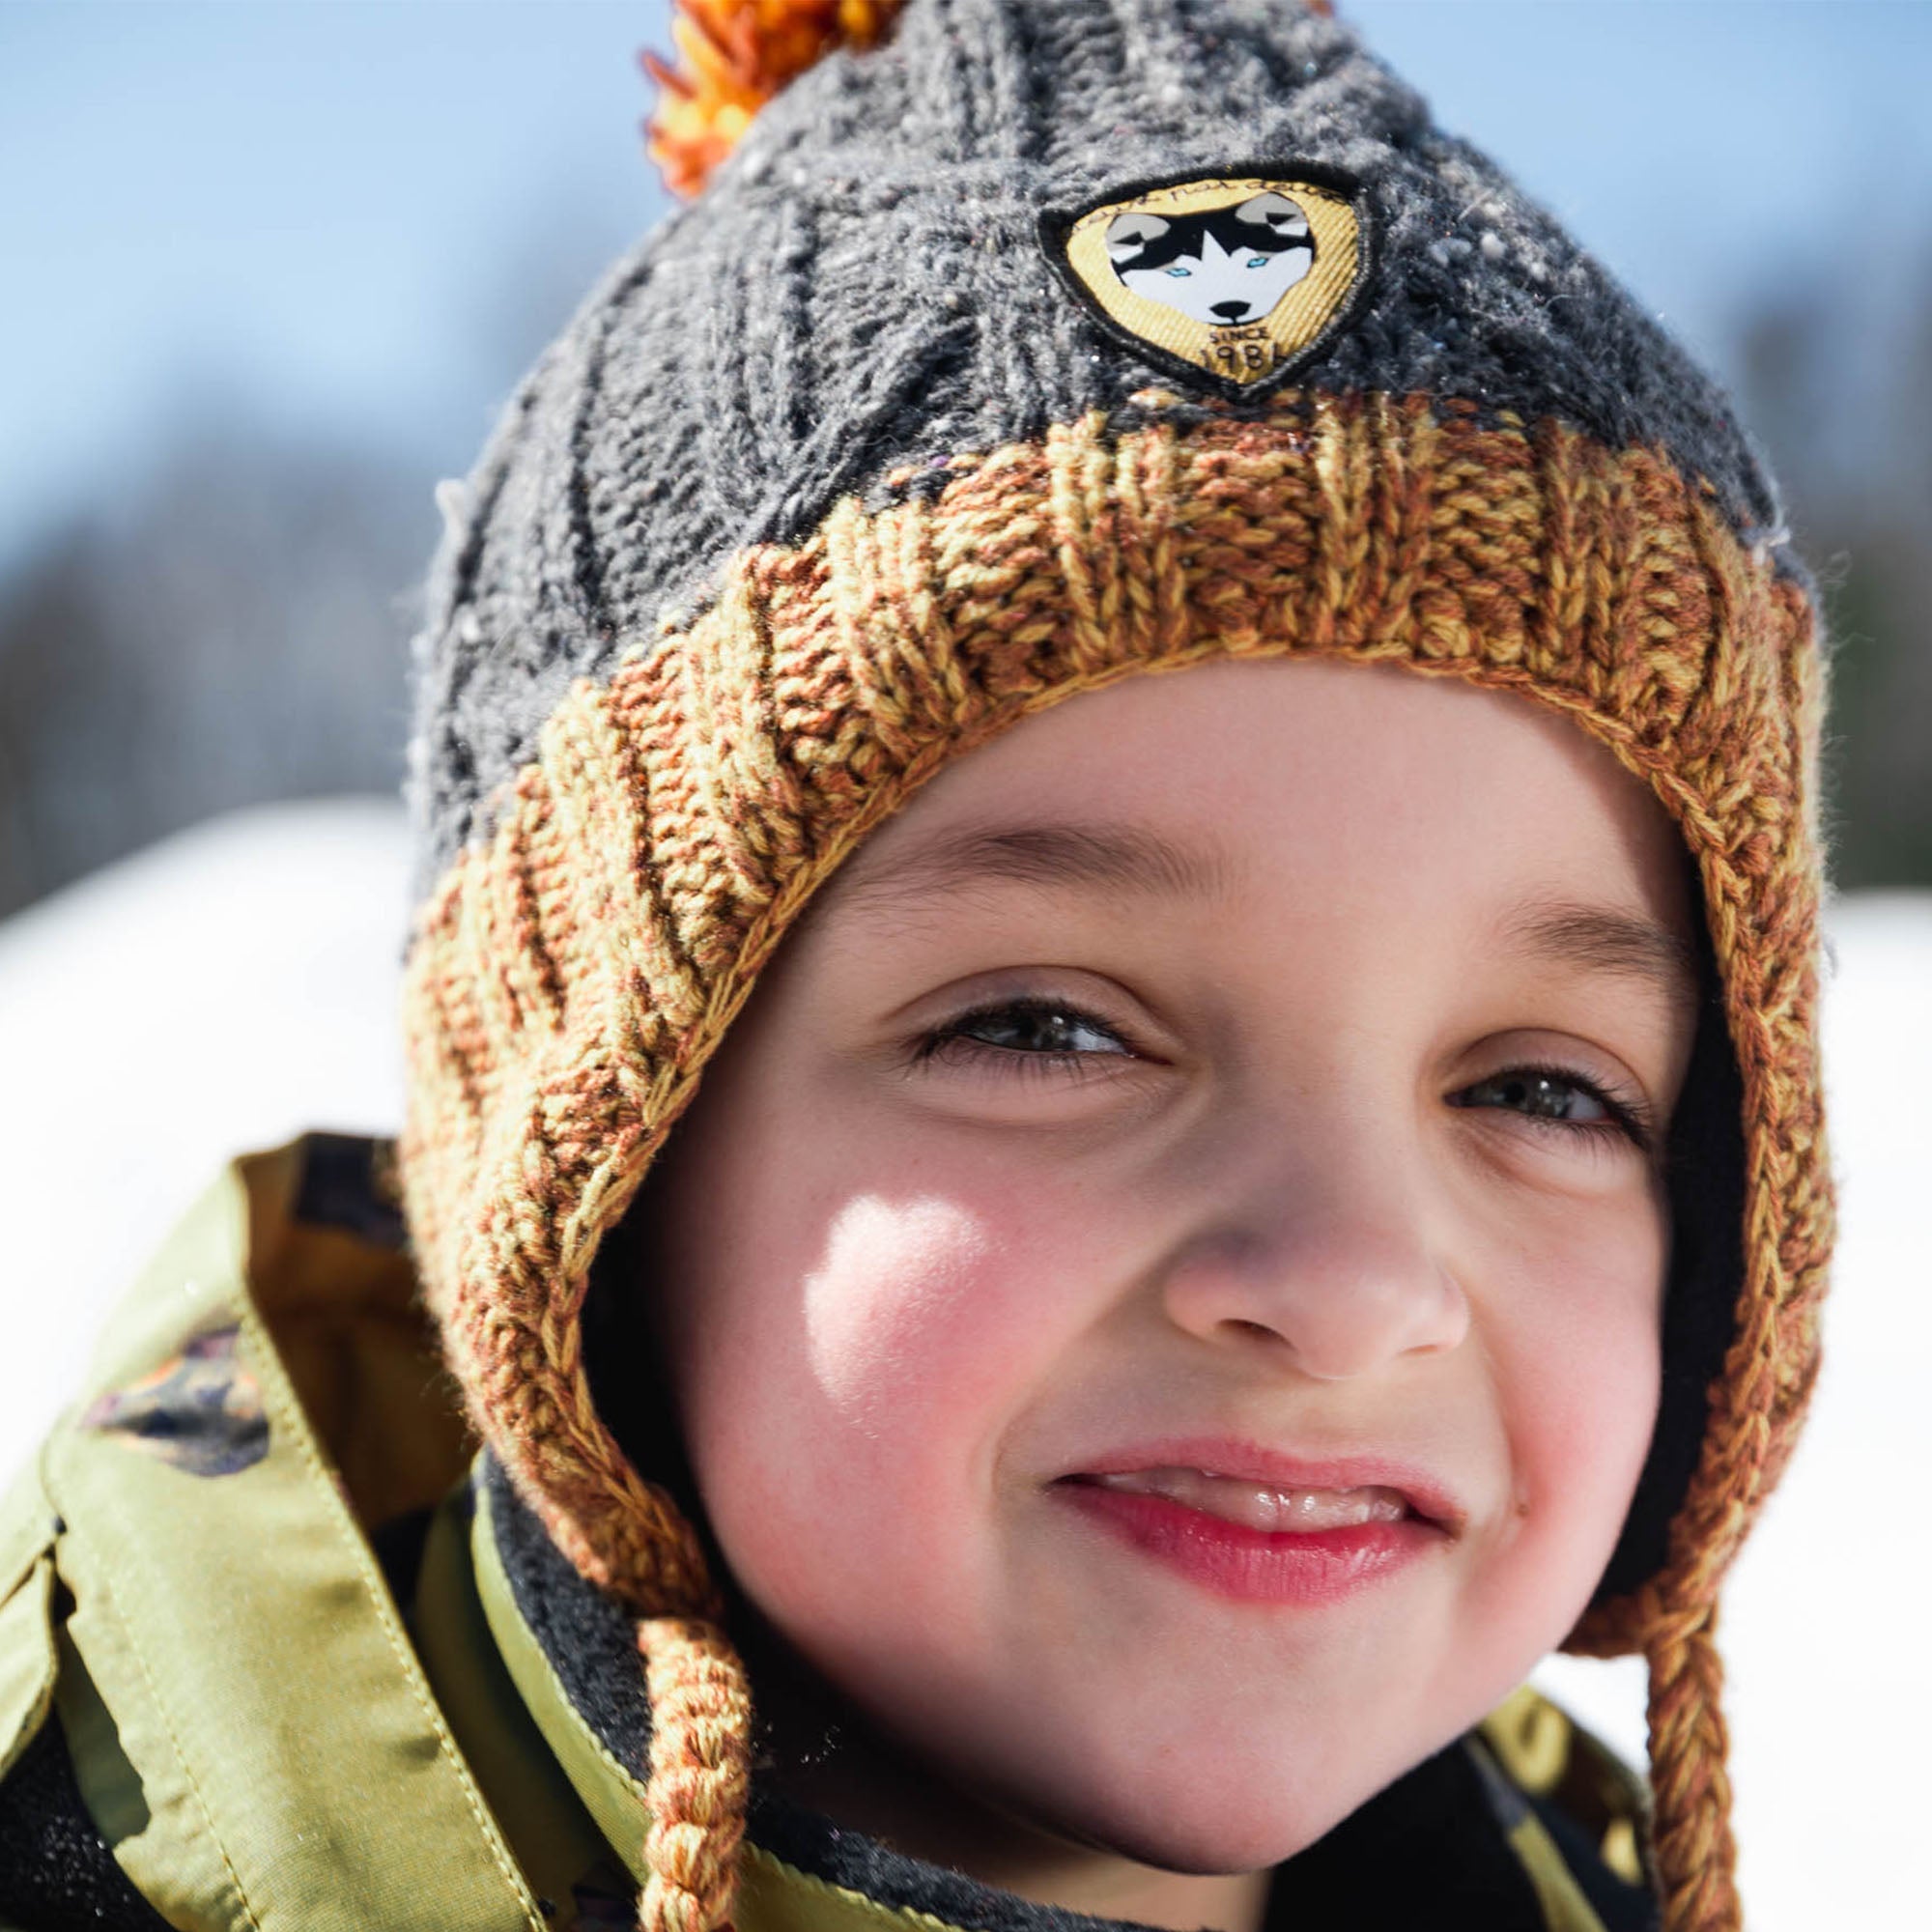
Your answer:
[0,798,1920,1918]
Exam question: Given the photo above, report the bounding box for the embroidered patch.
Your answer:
[80,1324,270,1477]
[1038,164,1372,398]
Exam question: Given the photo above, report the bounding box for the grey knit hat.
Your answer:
[408,0,1802,895]
[396,7,1833,1931]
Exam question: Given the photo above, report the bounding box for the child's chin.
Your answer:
[1012,1772,1354,1877]
[1090,1820,1339,1877]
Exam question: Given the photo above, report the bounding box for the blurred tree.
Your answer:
[0,412,431,920]
[1736,236,1932,889]
[0,182,631,926]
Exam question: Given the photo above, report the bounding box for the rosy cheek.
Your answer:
[711,1191,1039,1652]
[1517,1317,1657,1503]
[1486,1223,1664,1599]
[803,1193,1007,1437]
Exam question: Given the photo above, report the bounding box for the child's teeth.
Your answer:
[1091,1466,1407,1532]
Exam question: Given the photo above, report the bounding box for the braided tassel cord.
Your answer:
[637,1615,755,1932]
[1644,1596,1740,1932]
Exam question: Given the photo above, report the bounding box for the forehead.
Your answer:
[818,656,1694,952]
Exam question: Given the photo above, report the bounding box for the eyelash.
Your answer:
[1447,1064,1655,1154]
[908,997,1131,1085]
[906,997,1656,1152]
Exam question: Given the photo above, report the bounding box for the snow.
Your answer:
[0,799,1922,1917]
[0,797,412,1455]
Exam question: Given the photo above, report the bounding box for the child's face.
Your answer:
[638,657,1699,1873]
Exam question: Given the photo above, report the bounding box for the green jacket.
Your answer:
[0,1133,1656,1931]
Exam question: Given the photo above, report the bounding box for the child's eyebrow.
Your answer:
[1495,896,1703,1016]
[820,825,1702,1009]
[824,819,1238,919]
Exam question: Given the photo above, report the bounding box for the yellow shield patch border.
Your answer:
[1037,161,1376,400]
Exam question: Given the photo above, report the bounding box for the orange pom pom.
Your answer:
[640,0,906,200]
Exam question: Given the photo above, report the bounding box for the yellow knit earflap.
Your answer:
[641,0,907,199]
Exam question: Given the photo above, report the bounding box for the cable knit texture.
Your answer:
[394,7,1834,1931]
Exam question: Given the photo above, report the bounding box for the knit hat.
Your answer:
[396,5,1833,1930]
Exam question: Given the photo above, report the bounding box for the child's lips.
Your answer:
[1051,1437,1464,1534]
[1070,1466,1412,1535]
[1046,1442,1461,1607]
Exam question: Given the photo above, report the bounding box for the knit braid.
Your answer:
[557,1457,754,1932]
[1642,1592,1739,1932]
[636,1608,755,1932]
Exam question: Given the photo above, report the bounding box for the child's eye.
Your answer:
[1246,255,1269,269]
[1165,265,1192,277]
[1447,1065,1654,1153]
[908,998,1135,1082]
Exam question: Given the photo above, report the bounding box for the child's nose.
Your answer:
[1155,1144,1470,1382]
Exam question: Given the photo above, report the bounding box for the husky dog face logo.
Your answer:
[1039,167,1372,397]
[1107,191,1316,326]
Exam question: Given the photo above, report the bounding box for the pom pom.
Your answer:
[640,0,905,200]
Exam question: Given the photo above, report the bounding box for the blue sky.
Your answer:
[2,0,1927,575]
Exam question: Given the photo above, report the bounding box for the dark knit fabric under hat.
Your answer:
[396,6,1834,1932]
